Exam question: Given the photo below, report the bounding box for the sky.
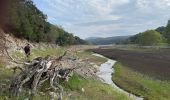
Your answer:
[33,0,170,39]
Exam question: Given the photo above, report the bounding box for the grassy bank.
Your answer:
[112,62,170,100]
[12,47,107,65]
[0,67,132,100]
[75,51,107,65]
[12,47,64,61]
[62,74,132,100]
[0,47,131,100]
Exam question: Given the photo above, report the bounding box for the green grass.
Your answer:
[12,47,105,66]
[12,47,65,61]
[62,74,132,100]
[75,51,107,65]
[0,67,13,85]
[31,47,64,58]
[112,62,170,100]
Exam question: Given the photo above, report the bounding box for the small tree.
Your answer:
[164,20,170,43]
[137,30,162,46]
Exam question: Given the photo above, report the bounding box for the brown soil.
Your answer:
[91,48,170,80]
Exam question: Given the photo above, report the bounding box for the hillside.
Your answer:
[86,36,131,45]
[0,0,87,46]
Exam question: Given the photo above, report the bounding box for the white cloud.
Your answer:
[33,0,170,38]
[40,0,130,22]
[85,0,129,15]
[136,0,170,10]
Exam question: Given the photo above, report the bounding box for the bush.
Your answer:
[137,30,162,46]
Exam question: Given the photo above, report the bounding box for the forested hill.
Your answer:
[86,36,131,45]
[0,0,87,46]
[126,20,170,45]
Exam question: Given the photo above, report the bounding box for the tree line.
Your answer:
[0,0,87,46]
[127,20,170,46]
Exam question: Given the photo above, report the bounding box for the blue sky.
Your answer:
[33,0,170,39]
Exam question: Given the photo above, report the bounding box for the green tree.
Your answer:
[156,26,166,35]
[137,30,162,45]
[164,20,170,43]
[0,0,87,45]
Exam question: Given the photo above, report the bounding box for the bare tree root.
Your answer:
[9,52,81,100]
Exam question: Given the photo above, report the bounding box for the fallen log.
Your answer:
[9,52,81,100]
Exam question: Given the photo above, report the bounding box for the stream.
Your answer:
[93,54,143,100]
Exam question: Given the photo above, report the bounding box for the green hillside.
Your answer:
[0,0,87,46]
[86,36,131,45]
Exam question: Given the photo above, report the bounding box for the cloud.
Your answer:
[33,0,170,38]
[84,0,129,15]
[75,20,119,27]
[136,0,170,10]
[36,0,129,22]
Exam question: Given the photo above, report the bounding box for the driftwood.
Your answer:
[0,32,81,100]
[8,52,81,100]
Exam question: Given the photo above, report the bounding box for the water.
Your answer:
[93,54,143,100]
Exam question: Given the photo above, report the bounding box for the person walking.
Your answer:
[24,43,31,57]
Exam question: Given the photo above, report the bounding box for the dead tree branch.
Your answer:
[9,51,82,100]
